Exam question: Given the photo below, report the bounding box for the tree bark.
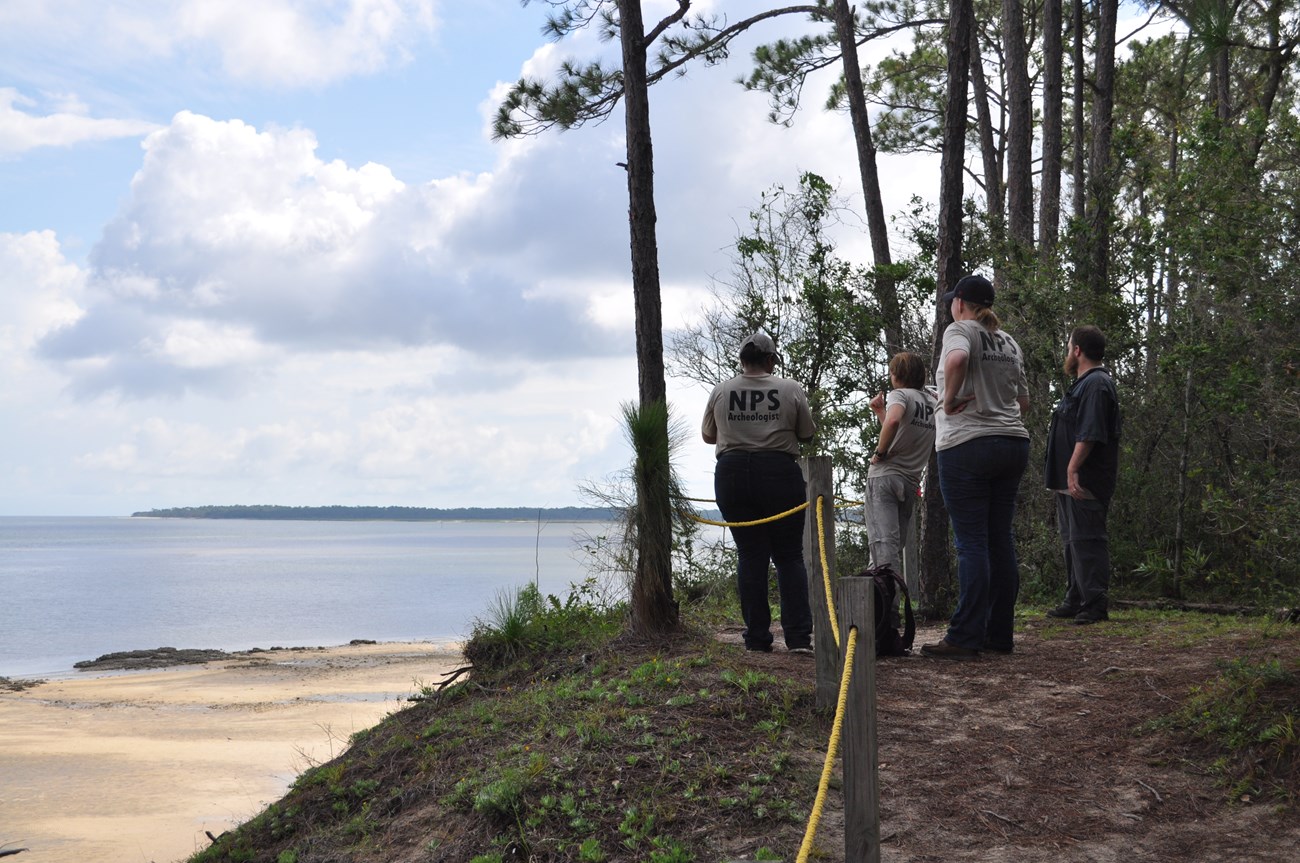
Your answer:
[921,0,974,618]
[618,0,677,634]
[1003,0,1035,273]
[1071,0,1086,221]
[970,28,1003,229]
[1039,0,1064,256]
[832,0,902,356]
[1086,0,1118,296]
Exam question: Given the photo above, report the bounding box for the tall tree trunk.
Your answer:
[1086,0,1118,296]
[618,0,677,635]
[1003,0,1035,281]
[921,0,974,618]
[970,29,1003,229]
[1039,0,1064,257]
[1071,0,1086,221]
[1172,364,1194,599]
[832,0,902,356]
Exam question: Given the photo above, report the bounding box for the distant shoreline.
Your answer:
[131,504,620,521]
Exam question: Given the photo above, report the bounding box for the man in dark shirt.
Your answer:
[1045,325,1121,624]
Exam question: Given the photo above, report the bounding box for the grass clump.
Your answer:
[1152,653,1300,805]
[462,579,623,674]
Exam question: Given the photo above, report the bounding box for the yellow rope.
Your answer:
[796,625,858,863]
[835,497,865,508]
[676,496,716,504]
[681,500,810,528]
[816,495,840,648]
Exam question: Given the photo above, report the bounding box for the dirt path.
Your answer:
[836,618,1297,862]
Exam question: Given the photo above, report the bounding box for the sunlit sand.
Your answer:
[0,642,462,863]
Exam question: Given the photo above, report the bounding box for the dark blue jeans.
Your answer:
[714,451,813,650]
[937,435,1030,651]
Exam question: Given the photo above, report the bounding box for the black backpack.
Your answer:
[862,565,915,656]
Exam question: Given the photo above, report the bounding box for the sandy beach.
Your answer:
[0,642,463,863]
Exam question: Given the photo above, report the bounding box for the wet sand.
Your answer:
[0,642,462,863]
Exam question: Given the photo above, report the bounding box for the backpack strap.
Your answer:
[865,566,916,653]
[895,573,915,651]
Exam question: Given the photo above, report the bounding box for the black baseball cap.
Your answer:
[941,274,995,307]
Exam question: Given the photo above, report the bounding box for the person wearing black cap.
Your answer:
[922,274,1031,660]
[702,332,816,654]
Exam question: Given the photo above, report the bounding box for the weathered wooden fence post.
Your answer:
[802,455,837,710]
[837,575,880,863]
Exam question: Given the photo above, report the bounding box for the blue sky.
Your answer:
[0,0,953,516]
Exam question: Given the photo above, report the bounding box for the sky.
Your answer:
[0,0,951,516]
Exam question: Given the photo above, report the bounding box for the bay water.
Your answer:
[0,516,615,678]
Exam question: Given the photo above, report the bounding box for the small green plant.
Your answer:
[648,836,695,862]
[578,838,607,862]
[618,805,656,849]
[755,847,783,861]
[473,769,529,819]
[721,668,773,695]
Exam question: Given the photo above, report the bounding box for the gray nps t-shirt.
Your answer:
[935,319,1030,451]
[867,387,937,485]
[702,373,816,457]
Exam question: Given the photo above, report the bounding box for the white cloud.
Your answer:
[34,110,631,400]
[0,88,160,156]
[0,231,86,376]
[0,1,439,90]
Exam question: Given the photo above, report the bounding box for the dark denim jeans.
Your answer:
[714,451,813,650]
[937,435,1030,651]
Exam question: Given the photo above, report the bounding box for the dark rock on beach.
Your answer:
[1,676,46,692]
[74,647,233,671]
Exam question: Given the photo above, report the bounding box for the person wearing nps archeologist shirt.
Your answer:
[922,274,1031,661]
[702,332,816,654]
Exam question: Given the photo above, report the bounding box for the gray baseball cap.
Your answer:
[740,332,780,360]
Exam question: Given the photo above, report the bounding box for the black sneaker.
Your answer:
[745,643,773,653]
[920,640,980,661]
[1046,605,1080,619]
[1073,609,1109,625]
[982,644,1014,655]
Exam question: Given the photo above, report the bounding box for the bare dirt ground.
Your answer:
[724,615,1299,862]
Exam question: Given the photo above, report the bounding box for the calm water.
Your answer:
[0,517,614,677]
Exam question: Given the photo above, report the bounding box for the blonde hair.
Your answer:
[973,304,1001,331]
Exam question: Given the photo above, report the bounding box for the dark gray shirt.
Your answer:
[1045,367,1121,501]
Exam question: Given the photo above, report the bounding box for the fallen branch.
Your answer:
[1113,599,1298,622]
[1136,778,1164,803]
[980,809,1021,828]
[408,665,473,702]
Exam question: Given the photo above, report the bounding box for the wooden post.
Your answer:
[837,575,880,863]
[802,455,837,710]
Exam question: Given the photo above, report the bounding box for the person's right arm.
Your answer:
[942,348,974,414]
[871,403,907,464]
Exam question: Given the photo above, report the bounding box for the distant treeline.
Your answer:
[131,505,619,522]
